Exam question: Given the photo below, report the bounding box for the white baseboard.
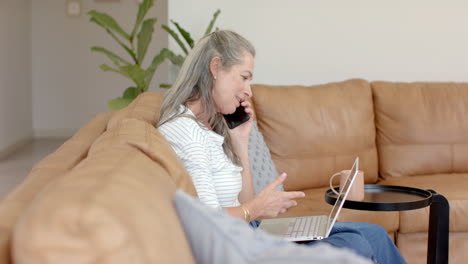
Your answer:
[33,128,76,139]
[0,136,34,160]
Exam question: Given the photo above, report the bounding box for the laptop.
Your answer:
[258,157,359,242]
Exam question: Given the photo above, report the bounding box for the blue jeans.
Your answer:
[251,221,406,264]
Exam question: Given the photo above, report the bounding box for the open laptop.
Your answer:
[258,157,359,242]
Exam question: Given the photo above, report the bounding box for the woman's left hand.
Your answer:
[227,100,254,146]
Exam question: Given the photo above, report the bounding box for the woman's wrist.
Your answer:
[233,144,250,167]
[240,204,251,222]
[243,200,259,221]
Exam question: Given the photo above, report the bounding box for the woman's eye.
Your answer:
[241,75,248,80]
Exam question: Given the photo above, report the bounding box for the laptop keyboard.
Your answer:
[285,216,322,238]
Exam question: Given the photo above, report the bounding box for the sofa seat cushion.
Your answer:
[378,174,468,233]
[252,79,379,191]
[12,119,197,264]
[275,187,399,233]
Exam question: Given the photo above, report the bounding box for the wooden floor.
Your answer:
[0,138,65,201]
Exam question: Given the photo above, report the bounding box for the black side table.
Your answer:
[325,184,450,264]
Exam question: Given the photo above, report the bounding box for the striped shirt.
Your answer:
[158,106,243,208]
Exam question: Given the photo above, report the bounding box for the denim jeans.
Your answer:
[251,221,406,264]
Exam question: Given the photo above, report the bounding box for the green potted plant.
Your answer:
[88,0,172,110]
[88,0,221,109]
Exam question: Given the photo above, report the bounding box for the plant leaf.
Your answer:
[90,17,105,28]
[91,46,131,67]
[107,97,133,111]
[103,28,138,64]
[162,24,188,55]
[171,20,194,48]
[168,54,185,66]
[89,16,136,63]
[122,87,140,99]
[159,83,172,89]
[204,9,221,35]
[88,10,131,41]
[131,0,154,39]
[99,64,129,78]
[137,18,157,65]
[120,65,148,91]
[146,48,174,85]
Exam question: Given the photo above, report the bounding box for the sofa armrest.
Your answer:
[12,118,197,264]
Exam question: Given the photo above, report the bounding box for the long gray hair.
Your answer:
[157,30,255,165]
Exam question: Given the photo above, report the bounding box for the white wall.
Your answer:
[168,0,468,85]
[31,0,168,137]
[0,0,33,154]
[8,0,468,141]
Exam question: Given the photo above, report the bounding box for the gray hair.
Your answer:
[157,30,255,165]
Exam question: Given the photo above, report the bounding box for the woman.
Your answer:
[158,30,406,264]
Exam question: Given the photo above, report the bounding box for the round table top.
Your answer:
[325,184,434,211]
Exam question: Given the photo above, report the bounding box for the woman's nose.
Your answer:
[244,85,252,98]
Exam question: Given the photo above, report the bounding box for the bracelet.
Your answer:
[240,204,251,222]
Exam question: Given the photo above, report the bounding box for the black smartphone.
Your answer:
[223,106,250,129]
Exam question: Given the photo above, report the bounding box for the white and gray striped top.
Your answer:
[158,106,243,208]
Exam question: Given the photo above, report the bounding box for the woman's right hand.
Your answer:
[245,173,305,220]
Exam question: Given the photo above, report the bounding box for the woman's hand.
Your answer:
[245,173,305,220]
[226,100,254,148]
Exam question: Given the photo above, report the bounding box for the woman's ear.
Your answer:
[209,56,221,79]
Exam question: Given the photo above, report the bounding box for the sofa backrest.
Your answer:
[372,81,468,178]
[251,79,379,190]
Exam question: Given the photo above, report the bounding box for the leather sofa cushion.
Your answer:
[397,232,468,264]
[251,79,378,190]
[107,91,164,130]
[372,81,468,178]
[0,112,111,263]
[379,174,468,233]
[277,186,399,233]
[90,118,197,193]
[12,118,196,264]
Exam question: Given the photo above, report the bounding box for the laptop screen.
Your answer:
[325,157,359,236]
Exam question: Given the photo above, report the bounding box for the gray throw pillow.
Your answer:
[249,121,283,194]
[172,189,372,264]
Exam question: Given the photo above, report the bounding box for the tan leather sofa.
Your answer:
[0,79,466,263]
